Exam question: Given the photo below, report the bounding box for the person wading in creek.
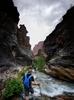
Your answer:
[22,66,40,100]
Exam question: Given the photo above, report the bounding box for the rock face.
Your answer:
[44,7,74,81]
[0,0,19,67]
[0,0,32,96]
[33,41,44,56]
[33,41,46,57]
[17,25,31,49]
[0,0,32,67]
[16,24,33,65]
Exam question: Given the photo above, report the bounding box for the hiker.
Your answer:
[22,66,40,100]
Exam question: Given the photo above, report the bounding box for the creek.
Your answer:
[32,71,74,97]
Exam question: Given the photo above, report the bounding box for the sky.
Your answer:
[13,0,74,49]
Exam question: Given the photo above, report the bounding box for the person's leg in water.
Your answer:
[30,87,34,94]
[25,88,29,100]
[29,87,34,100]
[25,87,34,100]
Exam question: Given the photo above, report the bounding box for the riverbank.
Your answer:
[12,93,74,100]
[33,94,74,100]
[44,65,74,82]
[1,67,74,100]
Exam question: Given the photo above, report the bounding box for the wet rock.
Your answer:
[33,94,74,100]
[45,65,74,82]
[52,94,74,100]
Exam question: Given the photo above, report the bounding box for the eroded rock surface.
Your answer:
[0,0,32,96]
[44,7,74,81]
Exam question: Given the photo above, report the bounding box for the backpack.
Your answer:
[23,74,32,88]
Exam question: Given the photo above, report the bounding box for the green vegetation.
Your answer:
[3,67,28,99]
[17,67,28,79]
[3,61,46,99]
[33,56,45,71]
[3,78,23,99]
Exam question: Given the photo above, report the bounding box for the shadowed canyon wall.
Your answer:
[0,0,32,95]
[0,0,32,67]
[44,7,74,81]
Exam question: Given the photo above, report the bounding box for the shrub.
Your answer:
[3,78,23,99]
[17,67,28,79]
[33,56,45,71]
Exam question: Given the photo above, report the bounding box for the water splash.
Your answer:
[33,71,74,97]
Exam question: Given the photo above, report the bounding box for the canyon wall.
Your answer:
[44,7,74,81]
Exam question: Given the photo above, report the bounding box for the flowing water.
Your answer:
[32,71,74,97]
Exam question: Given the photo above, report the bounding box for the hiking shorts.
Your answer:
[25,87,34,96]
